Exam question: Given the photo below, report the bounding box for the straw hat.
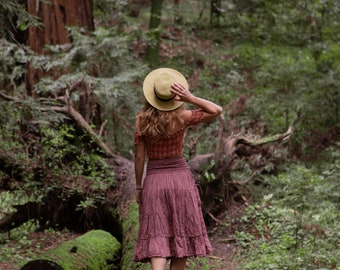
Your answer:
[143,68,188,111]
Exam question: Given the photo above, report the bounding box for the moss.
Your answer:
[120,202,149,270]
[21,230,121,270]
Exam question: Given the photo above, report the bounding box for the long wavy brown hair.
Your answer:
[136,102,184,138]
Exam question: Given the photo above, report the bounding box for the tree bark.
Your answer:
[21,230,121,270]
[24,0,94,97]
[210,0,222,26]
[145,0,163,67]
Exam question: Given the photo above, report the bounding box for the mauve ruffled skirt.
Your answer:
[133,157,212,262]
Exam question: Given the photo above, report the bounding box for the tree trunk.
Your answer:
[210,0,222,26]
[145,0,163,67]
[21,230,121,270]
[173,0,182,23]
[24,0,94,97]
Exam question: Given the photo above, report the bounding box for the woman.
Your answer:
[133,68,222,270]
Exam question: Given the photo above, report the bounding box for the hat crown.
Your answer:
[153,72,175,101]
[143,67,187,111]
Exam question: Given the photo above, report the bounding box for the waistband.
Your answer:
[146,156,189,174]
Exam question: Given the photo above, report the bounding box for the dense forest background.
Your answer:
[0,0,339,269]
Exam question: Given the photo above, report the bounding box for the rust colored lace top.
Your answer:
[134,110,204,159]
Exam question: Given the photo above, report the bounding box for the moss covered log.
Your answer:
[120,203,149,270]
[21,230,121,270]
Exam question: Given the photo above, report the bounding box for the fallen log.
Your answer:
[21,230,121,270]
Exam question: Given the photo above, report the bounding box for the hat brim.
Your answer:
[143,68,188,111]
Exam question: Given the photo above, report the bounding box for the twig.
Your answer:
[220,237,236,242]
[207,211,226,227]
[232,170,261,186]
[206,255,223,260]
[0,92,20,101]
[99,120,108,137]
[215,113,226,161]
[68,77,84,93]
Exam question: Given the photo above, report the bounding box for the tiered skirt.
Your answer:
[133,157,212,262]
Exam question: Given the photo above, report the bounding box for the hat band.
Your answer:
[154,89,174,102]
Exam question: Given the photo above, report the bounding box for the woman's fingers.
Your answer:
[171,83,187,95]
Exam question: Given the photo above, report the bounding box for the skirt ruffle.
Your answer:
[133,157,212,262]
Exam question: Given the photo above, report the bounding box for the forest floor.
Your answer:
[0,202,244,270]
[205,201,245,270]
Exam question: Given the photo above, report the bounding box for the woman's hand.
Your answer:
[171,83,195,103]
[171,82,222,120]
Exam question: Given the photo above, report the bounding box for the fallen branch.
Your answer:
[238,126,294,147]
[206,255,224,260]
[0,91,20,101]
[232,170,262,186]
[207,211,226,227]
[47,105,114,157]
[215,113,226,161]
[99,120,108,137]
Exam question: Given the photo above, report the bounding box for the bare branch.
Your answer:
[42,80,114,157]
[232,170,261,186]
[0,92,20,101]
[215,113,226,161]
[238,126,294,147]
[207,211,226,227]
[99,120,108,137]
[68,77,84,93]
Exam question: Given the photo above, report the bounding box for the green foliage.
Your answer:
[0,99,115,214]
[31,26,147,156]
[219,0,340,46]
[234,148,340,269]
[0,39,32,92]
[1,1,340,268]
[153,1,340,159]
[0,220,40,265]
[93,0,129,28]
[200,159,216,184]
[0,0,42,40]
[216,41,340,157]
[120,203,149,270]
[0,224,77,267]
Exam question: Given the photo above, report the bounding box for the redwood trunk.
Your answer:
[25,0,94,97]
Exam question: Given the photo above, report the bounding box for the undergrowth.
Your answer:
[233,145,339,270]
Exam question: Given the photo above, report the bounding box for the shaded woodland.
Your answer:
[0,0,339,269]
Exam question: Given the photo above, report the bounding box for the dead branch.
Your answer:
[215,113,226,161]
[206,255,224,260]
[99,120,108,137]
[46,105,114,157]
[39,79,114,157]
[207,211,226,227]
[69,77,84,93]
[232,170,262,186]
[238,126,294,147]
[217,126,293,172]
[0,92,20,101]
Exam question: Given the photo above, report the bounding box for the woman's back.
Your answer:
[135,109,204,159]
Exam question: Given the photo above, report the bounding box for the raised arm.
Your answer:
[171,83,222,121]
